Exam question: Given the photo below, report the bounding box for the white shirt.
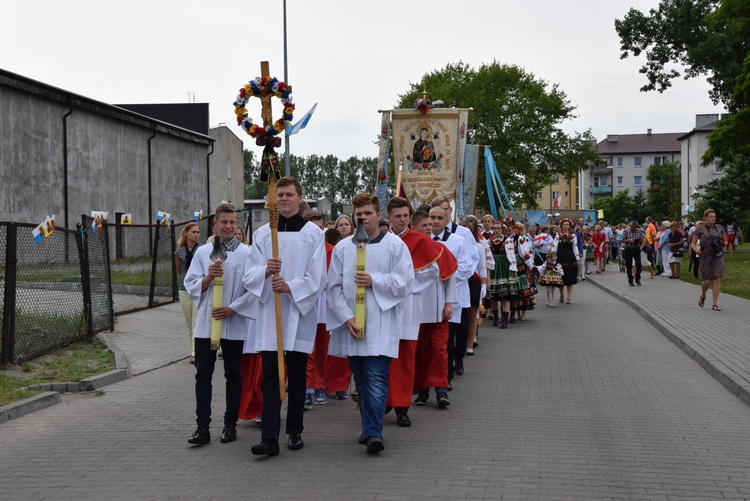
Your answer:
[184,242,255,342]
[243,222,327,354]
[326,232,414,358]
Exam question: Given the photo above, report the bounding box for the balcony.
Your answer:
[590,186,612,194]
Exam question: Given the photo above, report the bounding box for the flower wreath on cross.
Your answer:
[233,77,294,138]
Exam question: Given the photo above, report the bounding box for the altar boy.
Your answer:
[327,193,414,454]
[184,202,254,446]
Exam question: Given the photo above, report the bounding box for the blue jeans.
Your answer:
[349,356,391,440]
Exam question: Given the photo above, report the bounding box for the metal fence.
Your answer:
[1,215,218,366]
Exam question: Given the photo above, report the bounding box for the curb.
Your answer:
[588,278,750,409]
[0,335,132,425]
[0,392,61,424]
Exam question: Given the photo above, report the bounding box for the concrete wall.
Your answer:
[1,69,212,228]
[208,126,244,211]
[680,132,725,218]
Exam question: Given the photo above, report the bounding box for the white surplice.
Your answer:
[184,243,254,342]
[326,232,414,358]
[243,223,327,354]
[413,261,458,326]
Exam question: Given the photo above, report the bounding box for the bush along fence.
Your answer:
[0,215,214,366]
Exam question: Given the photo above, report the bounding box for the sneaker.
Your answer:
[303,393,313,410]
[334,391,348,400]
[414,390,429,406]
[436,392,451,408]
[314,389,327,405]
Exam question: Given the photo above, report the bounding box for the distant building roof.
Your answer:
[677,120,719,141]
[116,103,209,135]
[597,132,684,155]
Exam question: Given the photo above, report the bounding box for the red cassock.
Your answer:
[388,229,457,404]
[238,353,263,421]
[306,242,334,390]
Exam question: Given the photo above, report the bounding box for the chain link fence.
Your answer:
[1,222,89,364]
[2,214,220,366]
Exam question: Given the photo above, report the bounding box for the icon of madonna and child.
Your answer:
[407,125,443,171]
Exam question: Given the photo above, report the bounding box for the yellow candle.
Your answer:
[210,263,223,350]
[354,244,366,338]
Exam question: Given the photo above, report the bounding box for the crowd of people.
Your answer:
[173,177,733,456]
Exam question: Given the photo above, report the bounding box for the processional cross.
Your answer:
[258,61,289,401]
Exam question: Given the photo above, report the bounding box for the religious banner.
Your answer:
[389,108,470,205]
[524,210,547,226]
[461,144,481,218]
[582,210,597,226]
[376,111,391,211]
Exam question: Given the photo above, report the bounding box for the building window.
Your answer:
[617,176,623,186]
[551,191,560,199]
[594,177,609,187]
[254,210,262,221]
[616,157,623,168]
[634,176,642,186]
[714,161,723,174]
[534,192,543,200]
[551,175,559,184]
[634,157,642,167]
[226,159,231,180]
[564,191,568,196]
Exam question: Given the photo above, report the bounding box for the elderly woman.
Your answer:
[691,209,727,311]
[667,221,685,279]
[658,221,672,277]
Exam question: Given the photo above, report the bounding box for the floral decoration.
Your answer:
[413,98,431,114]
[405,153,444,171]
[233,77,294,138]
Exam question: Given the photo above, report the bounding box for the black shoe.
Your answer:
[473,341,478,348]
[220,426,236,443]
[454,366,464,375]
[636,280,642,286]
[358,433,366,444]
[414,390,429,406]
[447,382,453,391]
[188,426,210,445]
[251,440,280,456]
[465,351,474,357]
[385,406,393,415]
[287,433,304,450]
[436,392,451,408]
[366,436,385,454]
[629,282,634,286]
[396,411,411,427]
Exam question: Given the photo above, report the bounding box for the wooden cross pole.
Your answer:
[259,61,287,402]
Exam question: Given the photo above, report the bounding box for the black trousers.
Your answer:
[447,307,470,381]
[194,338,244,429]
[260,350,307,441]
[622,248,642,284]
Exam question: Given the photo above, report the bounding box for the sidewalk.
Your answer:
[586,264,750,407]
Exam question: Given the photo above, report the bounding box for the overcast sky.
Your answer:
[2,0,724,160]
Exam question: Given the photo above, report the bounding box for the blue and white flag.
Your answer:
[285,103,317,136]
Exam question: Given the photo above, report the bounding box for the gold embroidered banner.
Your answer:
[390,108,469,205]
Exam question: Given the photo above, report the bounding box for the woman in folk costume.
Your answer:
[512,222,537,321]
[552,218,580,304]
[489,219,520,329]
[536,250,564,306]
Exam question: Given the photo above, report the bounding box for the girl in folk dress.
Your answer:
[536,251,564,307]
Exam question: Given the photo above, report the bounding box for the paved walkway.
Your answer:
[1,273,750,500]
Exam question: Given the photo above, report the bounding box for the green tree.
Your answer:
[632,188,649,224]
[593,189,636,225]
[615,0,750,169]
[692,164,750,235]
[395,61,600,208]
[646,161,682,221]
[243,149,266,199]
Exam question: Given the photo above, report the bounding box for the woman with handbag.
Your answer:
[667,221,685,279]
[691,209,727,311]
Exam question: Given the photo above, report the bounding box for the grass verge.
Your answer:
[0,336,115,407]
[679,244,750,300]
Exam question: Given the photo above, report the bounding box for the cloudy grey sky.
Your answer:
[2,0,723,160]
